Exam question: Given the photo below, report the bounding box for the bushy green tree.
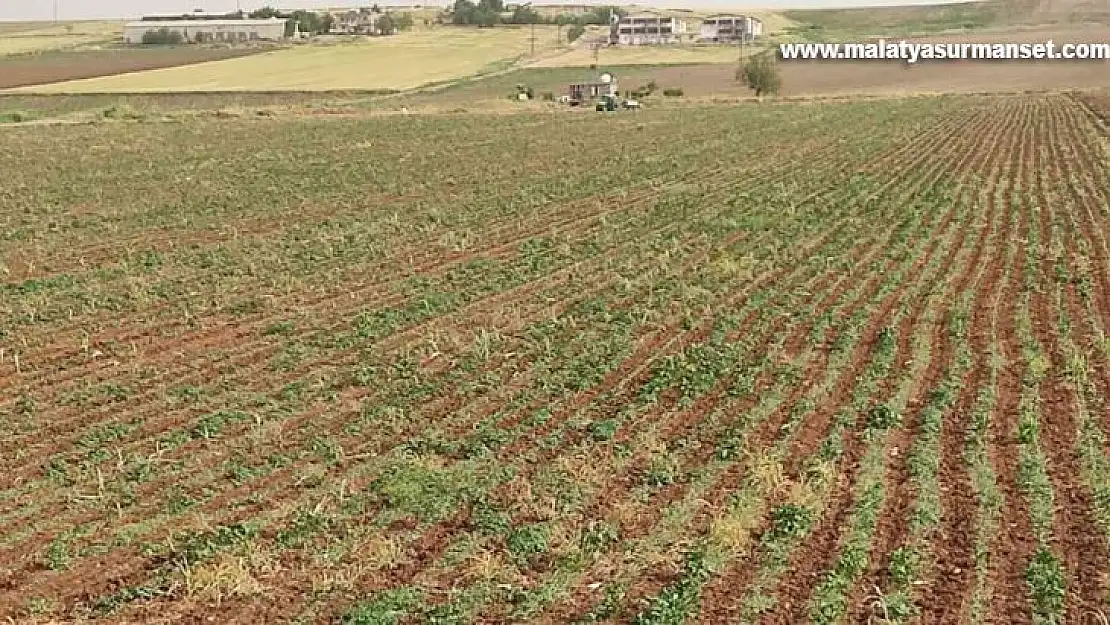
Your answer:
[566,23,585,42]
[450,0,502,26]
[737,52,782,98]
[376,13,396,34]
[248,6,280,18]
[578,6,624,26]
[508,5,542,24]
[393,12,414,31]
[141,27,184,44]
[451,0,477,24]
[373,12,413,35]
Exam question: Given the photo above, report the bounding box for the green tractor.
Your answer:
[595,94,619,112]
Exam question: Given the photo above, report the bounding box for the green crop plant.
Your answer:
[2,92,1099,625]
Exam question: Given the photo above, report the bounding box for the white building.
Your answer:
[330,9,381,34]
[123,18,287,44]
[616,13,687,45]
[698,15,762,43]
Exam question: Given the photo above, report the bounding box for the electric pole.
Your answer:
[525,2,535,56]
[738,18,746,66]
[53,0,59,22]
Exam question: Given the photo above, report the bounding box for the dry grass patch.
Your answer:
[182,551,267,604]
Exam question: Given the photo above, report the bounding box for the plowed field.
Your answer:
[0,94,1108,624]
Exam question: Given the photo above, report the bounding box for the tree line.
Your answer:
[249,6,414,36]
[448,1,626,30]
[248,7,335,35]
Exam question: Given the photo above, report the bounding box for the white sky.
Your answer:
[2,0,980,21]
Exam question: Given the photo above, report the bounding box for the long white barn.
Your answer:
[123,18,287,44]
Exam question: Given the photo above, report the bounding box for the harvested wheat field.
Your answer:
[0,47,272,91]
[0,93,1108,624]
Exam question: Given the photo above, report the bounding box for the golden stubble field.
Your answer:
[0,21,123,55]
[8,26,567,93]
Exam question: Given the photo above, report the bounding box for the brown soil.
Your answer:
[853,125,1004,623]
[761,145,984,624]
[983,99,1039,625]
[1029,98,1110,621]
[910,98,1021,624]
[695,106,984,623]
[623,26,1110,100]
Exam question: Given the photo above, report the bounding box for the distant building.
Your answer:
[124,18,287,44]
[616,13,686,46]
[139,10,247,21]
[699,15,762,42]
[540,4,594,16]
[748,17,764,38]
[330,9,381,34]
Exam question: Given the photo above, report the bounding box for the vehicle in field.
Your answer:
[596,94,619,111]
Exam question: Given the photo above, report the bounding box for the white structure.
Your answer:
[616,13,686,45]
[330,9,381,34]
[123,18,287,44]
[698,15,762,42]
[568,71,618,102]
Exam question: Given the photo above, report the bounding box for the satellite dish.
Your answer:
[599,72,613,84]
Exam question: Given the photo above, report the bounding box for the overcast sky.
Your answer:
[3,0,974,21]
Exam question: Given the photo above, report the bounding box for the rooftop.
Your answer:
[126,18,286,27]
[622,12,675,20]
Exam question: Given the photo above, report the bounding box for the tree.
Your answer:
[477,0,503,14]
[737,52,781,98]
[475,0,502,26]
[451,0,477,24]
[566,23,584,42]
[249,6,281,18]
[508,5,542,24]
[141,27,184,44]
[578,6,624,26]
[555,13,574,42]
[393,12,415,31]
[376,12,409,34]
[475,9,499,27]
[284,10,332,35]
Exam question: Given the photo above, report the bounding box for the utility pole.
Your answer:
[738,18,747,66]
[53,0,59,22]
[525,2,535,56]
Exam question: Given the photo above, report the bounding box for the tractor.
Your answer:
[595,94,619,111]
